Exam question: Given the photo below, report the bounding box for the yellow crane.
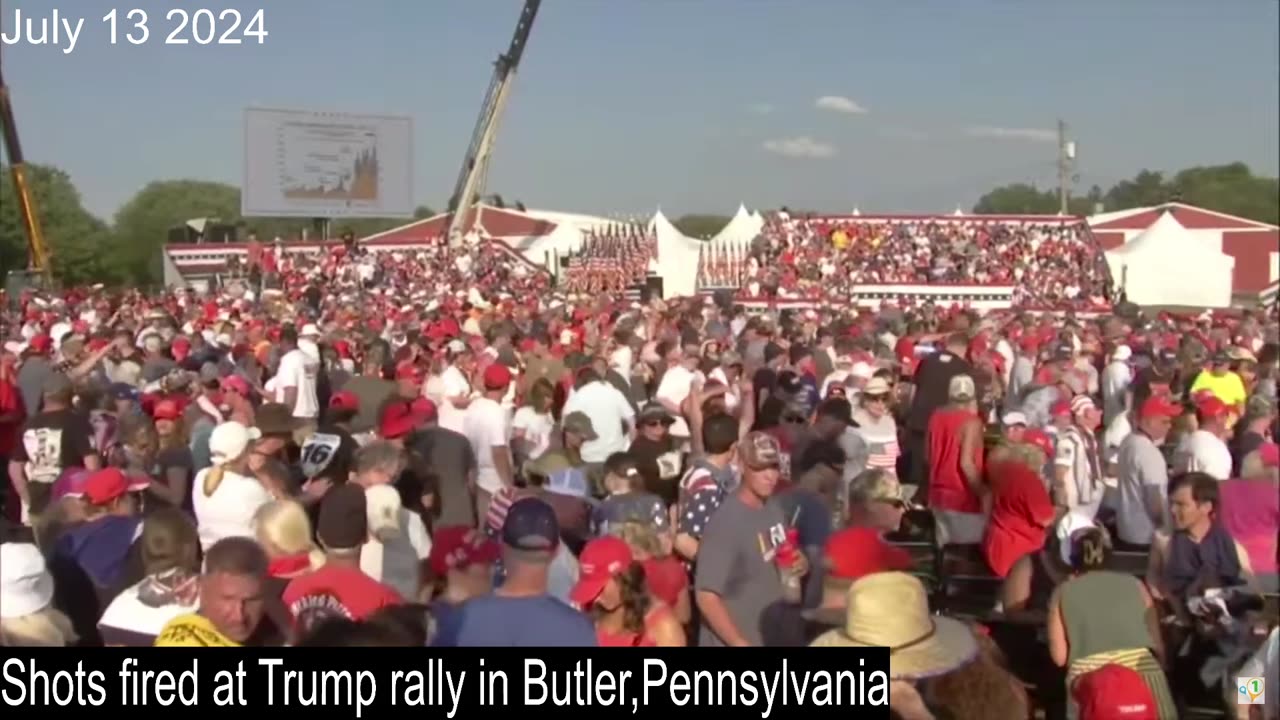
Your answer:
[445,0,542,246]
[0,52,53,286]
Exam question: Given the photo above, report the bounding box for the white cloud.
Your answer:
[964,126,1057,142]
[815,95,868,115]
[762,136,837,159]
[749,103,775,115]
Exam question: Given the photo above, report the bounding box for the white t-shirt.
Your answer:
[1100,361,1132,425]
[1103,413,1132,467]
[511,406,554,460]
[273,348,319,419]
[437,365,472,434]
[97,577,196,646]
[192,467,273,553]
[463,396,510,493]
[1175,430,1233,480]
[655,365,696,438]
[562,381,636,464]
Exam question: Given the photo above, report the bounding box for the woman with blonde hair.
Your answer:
[1,543,77,647]
[983,430,1057,579]
[253,498,324,631]
[192,421,273,553]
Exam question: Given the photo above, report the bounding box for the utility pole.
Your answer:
[1057,119,1076,215]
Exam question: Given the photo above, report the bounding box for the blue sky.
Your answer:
[3,0,1277,221]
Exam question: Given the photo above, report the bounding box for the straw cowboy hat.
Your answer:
[809,572,977,680]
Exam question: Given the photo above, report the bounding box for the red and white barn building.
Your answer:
[1088,202,1279,303]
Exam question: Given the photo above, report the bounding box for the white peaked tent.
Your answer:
[649,209,705,297]
[710,204,764,249]
[1105,211,1235,308]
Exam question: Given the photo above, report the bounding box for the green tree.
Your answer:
[672,214,731,239]
[1104,169,1170,211]
[972,183,1060,214]
[1168,163,1279,225]
[975,164,1278,224]
[0,163,118,284]
[113,180,241,284]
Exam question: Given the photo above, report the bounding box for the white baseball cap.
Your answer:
[209,422,262,467]
[0,543,54,619]
[1001,411,1029,427]
[299,324,321,338]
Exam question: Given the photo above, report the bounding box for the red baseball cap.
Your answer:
[395,362,424,383]
[1023,428,1055,458]
[1050,399,1072,418]
[27,334,52,354]
[1071,664,1157,720]
[427,526,500,577]
[483,363,512,390]
[824,527,913,580]
[84,468,149,506]
[1138,395,1182,420]
[569,536,633,608]
[378,401,417,439]
[1195,395,1229,420]
[220,375,251,396]
[152,399,182,421]
[329,391,359,412]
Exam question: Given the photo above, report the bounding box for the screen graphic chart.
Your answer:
[243,108,414,218]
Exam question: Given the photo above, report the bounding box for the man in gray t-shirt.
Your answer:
[695,432,804,647]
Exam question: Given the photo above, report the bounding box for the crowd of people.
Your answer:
[0,231,1277,720]
[709,214,1114,309]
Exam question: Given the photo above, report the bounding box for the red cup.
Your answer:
[776,528,801,568]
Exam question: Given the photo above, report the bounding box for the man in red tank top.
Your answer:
[926,374,987,546]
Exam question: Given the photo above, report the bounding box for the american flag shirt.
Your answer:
[852,409,901,474]
[676,458,740,541]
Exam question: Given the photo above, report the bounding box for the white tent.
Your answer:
[709,204,763,249]
[1105,211,1235,308]
[649,209,705,298]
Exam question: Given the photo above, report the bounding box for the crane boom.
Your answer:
[0,56,52,283]
[445,0,541,246]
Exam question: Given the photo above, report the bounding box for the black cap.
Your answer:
[318,484,367,550]
[501,498,559,553]
[816,397,854,426]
